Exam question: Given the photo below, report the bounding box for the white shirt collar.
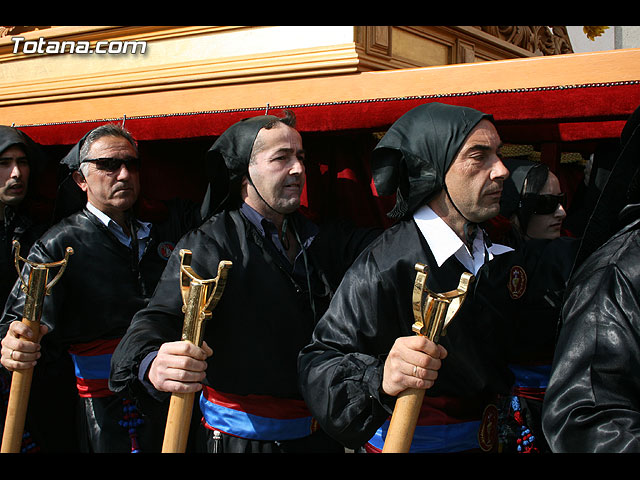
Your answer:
[413,204,512,275]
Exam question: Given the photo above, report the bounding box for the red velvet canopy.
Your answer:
[15,80,640,230]
[17,80,640,145]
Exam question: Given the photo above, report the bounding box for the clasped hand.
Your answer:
[0,320,47,372]
[148,340,213,394]
[382,335,447,397]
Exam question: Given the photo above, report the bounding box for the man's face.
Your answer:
[443,120,507,223]
[0,145,29,207]
[73,135,140,219]
[244,123,306,218]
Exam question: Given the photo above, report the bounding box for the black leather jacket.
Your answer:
[1,205,198,348]
[0,202,200,452]
[542,204,640,452]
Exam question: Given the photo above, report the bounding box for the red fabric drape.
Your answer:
[16,81,640,146]
[15,81,640,229]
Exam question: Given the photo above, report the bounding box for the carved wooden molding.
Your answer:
[476,26,574,55]
[354,25,573,71]
[0,26,51,37]
[364,25,392,57]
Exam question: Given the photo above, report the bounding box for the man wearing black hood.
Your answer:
[0,123,201,452]
[542,104,640,452]
[109,111,379,453]
[297,102,520,453]
[0,126,50,452]
[0,126,49,307]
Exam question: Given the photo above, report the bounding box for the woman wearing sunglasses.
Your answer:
[499,158,568,247]
[491,156,579,454]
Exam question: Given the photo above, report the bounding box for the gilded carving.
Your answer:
[477,26,573,55]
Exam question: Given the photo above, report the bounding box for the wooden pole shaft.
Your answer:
[1,266,47,454]
[381,388,426,453]
[380,267,473,453]
[162,254,231,453]
[1,367,35,453]
[1,316,42,453]
[162,277,205,453]
[162,391,195,453]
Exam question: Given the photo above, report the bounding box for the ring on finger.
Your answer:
[10,349,14,360]
[412,365,418,377]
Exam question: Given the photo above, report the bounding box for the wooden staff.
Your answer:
[1,241,73,453]
[161,250,231,453]
[382,263,473,453]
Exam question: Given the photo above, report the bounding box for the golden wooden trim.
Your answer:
[0,26,241,55]
[0,43,362,105]
[0,25,580,115]
[2,48,639,127]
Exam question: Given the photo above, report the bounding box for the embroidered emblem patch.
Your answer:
[508,265,527,300]
[157,241,175,260]
[478,404,498,452]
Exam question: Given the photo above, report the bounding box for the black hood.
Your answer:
[371,102,493,219]
[0,125,49,216]
[0,125,47,179]
[499,158,549,232]
[201,115,281,219]
[59,129,92,171]
[52,130,94,222]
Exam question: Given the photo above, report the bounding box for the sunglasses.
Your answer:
[81,157,141,172]
[523,193,566,215]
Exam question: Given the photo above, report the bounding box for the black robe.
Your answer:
[109,207,379,452]
[297,217,576,452]
[496,235,578,453]
[298,218,514,451]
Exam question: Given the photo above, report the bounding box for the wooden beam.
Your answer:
[3,48,640,128]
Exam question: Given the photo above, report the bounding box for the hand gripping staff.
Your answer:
[1,240,73,453]
[161,250,232,453]
[381,263,474,453]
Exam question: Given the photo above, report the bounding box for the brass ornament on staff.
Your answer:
[1,240,73,454]
[381,263,474,453]
[162,249,232,453]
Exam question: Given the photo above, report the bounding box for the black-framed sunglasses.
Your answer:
[81,157,141,172]
[523,193,566,214]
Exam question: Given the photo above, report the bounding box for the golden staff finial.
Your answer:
[382,263,474,453]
